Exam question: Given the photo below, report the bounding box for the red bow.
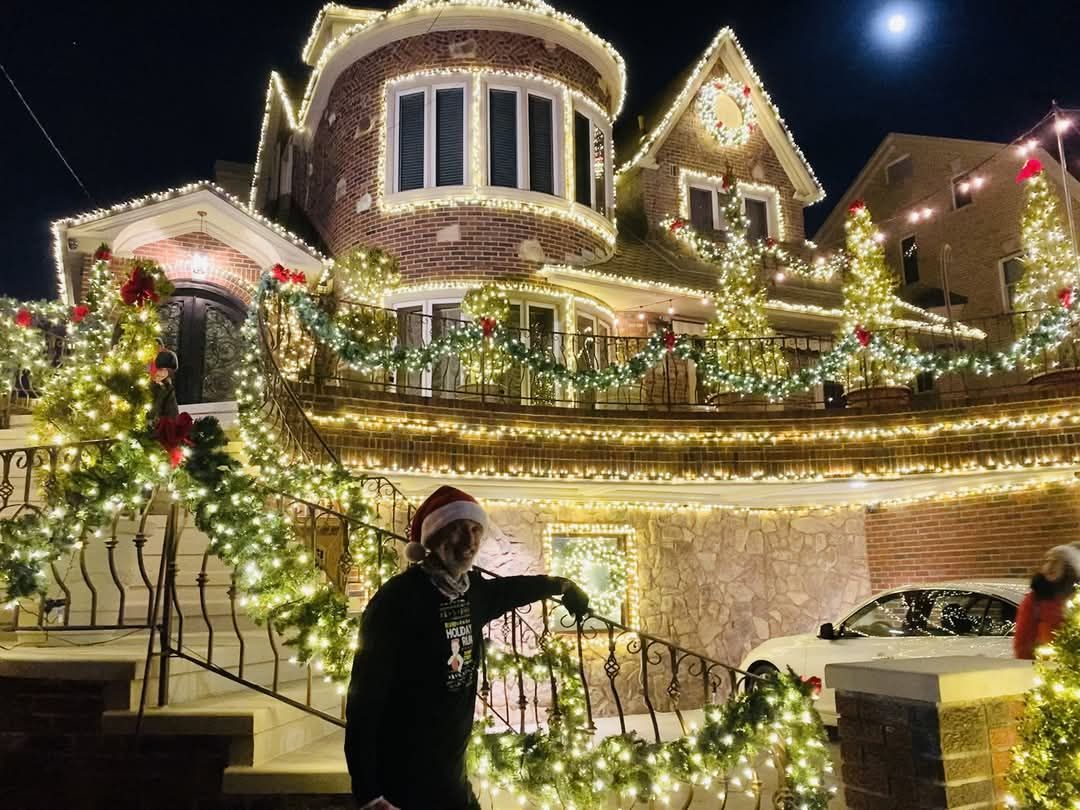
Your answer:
[854,325,872,347]
[765,237,777,248]
[120,267,159,306]
[272,264,306,285]
[743,84,752,97]
[93,245,112,262]
[715,120,724,130]
[801,674,823,697]
[14,309,32,328]
[156,412,194,468]
[481,317,497,338]
[71,305,89,323]
[847,199,866,215]
[1016,158,1043,184]
[1060,287,1075,309]
[668,218,687,233]
[664,330,677,352]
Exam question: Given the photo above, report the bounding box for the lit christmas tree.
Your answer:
[1012,158,1079,321]
[664,175,788,392]
[839,200,915,389]
[1008,594,1080,806]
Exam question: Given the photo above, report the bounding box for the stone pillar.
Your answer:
[825,656,1034,810]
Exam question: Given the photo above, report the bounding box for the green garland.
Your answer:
[268,273,1080,401]
[470,638,834,808]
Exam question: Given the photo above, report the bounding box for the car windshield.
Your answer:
[841,589,1017,638]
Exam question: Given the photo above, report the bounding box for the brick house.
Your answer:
[814,132,1080,323]
[39,1,1080,694]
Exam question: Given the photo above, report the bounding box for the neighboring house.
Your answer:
[814,132,1080,324]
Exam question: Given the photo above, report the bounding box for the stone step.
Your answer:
[104,677,344,766]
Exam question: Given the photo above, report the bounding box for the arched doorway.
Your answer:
[158,285,247,405]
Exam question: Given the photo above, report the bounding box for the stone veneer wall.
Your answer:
[474,503,870,684]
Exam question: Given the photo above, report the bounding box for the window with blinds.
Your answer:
[573,111,592,206]
[528,95,554,195]
[397,91,426,192]
[489,89,518,188]
[435,88,464,187]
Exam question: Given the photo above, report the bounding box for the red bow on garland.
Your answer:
[156,412,195,468]
[664,329,677,352]
[742,84,752,97]
[668,218,687,234]
[272,264,307,285]
[1060,287,1075,309]
[120,267,159,306]
[854,325,872,347]
[93,245,112,262]
[1016,159,1043,184]
[71,305,89,324]
[847,199,866,215]
[801,674,823,698]
[14,309,32,328]
[481,317,497,338]
[765,237,777,248]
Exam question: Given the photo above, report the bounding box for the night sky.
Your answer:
[3,0,1079,301]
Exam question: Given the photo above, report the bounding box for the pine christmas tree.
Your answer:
[1013,158,1079,317]
[840,200,915,389]
[1008,592,1080,806]
[665,176,787,392]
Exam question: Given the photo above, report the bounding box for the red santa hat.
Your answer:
[406,485,489,562]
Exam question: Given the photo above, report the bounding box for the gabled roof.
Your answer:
[617,27,825,204]
[52,182,328,303]
[813,132,1080,245]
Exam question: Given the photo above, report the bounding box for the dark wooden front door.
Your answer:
[158,286,246,405]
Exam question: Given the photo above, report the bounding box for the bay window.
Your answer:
[390,79,469,194]
[572,108,610,216]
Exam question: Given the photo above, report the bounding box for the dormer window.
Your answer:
[390,79,470,193]
[682,173,781,241]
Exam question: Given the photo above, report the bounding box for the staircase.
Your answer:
[0,290,842,809]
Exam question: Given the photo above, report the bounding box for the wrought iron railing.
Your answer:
[271,296,1080,412]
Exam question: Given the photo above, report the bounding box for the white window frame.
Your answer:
[682,177,778,239]
[999,253,1025,313]
[483,80,564,197]
[571,103,613,216]
[387,76,472,197]
[885,153,913,185]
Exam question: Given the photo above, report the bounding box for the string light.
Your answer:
[542,523,638,627]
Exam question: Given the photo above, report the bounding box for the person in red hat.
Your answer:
[345,485,590,810]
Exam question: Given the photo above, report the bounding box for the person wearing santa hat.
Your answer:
[345,485,590,810]
[1014,544,1080,659]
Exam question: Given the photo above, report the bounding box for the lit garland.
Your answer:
[1008,589,1080,807]
[696,75,757,147]
[269,256,1080,401]
[470,640,833,809]
[460,284,513,385]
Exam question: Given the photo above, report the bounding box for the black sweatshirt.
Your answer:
[344,566,565,810]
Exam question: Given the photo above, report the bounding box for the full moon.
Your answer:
[887,13,908,33]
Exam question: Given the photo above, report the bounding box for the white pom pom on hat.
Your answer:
[405,485,489,561]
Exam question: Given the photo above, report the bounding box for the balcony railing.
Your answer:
[272,297,1080,413]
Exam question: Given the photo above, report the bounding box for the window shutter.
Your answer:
[689,188,713,232]
[573,112,592,206]
[528,95,554,195]
[435,88,464,187]
[745,198,769,241]
[489,89,518,188]
[397,92,425,192]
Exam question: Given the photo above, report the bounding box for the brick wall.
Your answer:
[76,231,260,306]
[865,483,1080,590]
[292,29,612,278]
[631,62,807,242]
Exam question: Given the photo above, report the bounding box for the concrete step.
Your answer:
[104,677,344,766]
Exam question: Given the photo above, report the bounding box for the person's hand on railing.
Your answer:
[555,578,590,620]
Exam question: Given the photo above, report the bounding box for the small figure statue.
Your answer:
[149,348,180,427]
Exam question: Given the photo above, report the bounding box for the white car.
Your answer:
[738,579,1027,725]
